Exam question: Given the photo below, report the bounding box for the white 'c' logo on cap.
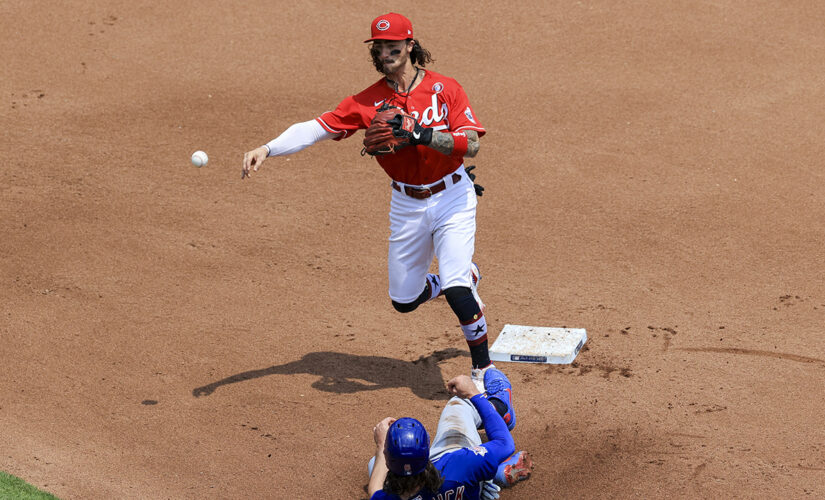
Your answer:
[377,20,390,31]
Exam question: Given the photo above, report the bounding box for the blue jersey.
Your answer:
[371,394,514,500]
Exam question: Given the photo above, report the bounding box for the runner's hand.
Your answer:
[373,417,397,447]
[447,375,481,399]
[480,480,501,500]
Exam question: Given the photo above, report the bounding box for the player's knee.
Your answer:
[443,286,473,306]
[391,299,419,313]
[443,286,479,321]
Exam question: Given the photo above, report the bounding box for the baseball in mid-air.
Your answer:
[191,150,208,167]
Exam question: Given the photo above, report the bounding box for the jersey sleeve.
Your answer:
[471,394,515,467]
[316,95,367,141]
[446,81,486,137]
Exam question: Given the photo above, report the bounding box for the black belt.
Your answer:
[392,173,463,199]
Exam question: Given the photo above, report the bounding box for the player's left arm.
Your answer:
[446,376,514,460]
[446,376,514,482]
[391,81,483,157]
[428,129,480,157]
[472,394,515,461]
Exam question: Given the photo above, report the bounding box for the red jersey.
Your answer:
[316,70,485,185]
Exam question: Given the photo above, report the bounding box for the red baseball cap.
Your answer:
[364,13,414,43]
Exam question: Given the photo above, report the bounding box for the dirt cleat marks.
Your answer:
[241,423,277,441]
[647,325,678,351]
[695,404,727,414]
[678,347,825,366]
[10,90,46,109]
[773,294,823,311]
[545,361,632,379]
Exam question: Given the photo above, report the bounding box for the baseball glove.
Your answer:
[362,106,413,156]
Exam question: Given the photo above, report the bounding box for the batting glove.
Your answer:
[480,480,501,500]
[388,113,433,146]
[465,165,485,197]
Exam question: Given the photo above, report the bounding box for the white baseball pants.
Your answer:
[387,166,477,303]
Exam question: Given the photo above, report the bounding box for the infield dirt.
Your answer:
[2,1,824,498]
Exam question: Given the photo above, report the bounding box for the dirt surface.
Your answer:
[2,1,824,498]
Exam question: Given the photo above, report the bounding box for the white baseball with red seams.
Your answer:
[191,150,208,167]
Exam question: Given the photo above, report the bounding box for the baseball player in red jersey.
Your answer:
[242,13,498,389]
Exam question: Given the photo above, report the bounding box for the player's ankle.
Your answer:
[488,397,509,418]
[469,345,490,369]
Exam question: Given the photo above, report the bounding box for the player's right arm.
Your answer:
[242,119,338,179]
[368,416,397,497]
[242,93,367,179]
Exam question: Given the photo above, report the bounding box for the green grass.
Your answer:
[0,471,59,500]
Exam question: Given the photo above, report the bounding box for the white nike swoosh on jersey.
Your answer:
[374,100,385,106]
[412,131,421,139]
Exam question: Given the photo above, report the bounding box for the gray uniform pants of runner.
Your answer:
[368,396,482,475]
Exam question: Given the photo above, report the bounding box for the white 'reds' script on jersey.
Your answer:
[410,93,450,131]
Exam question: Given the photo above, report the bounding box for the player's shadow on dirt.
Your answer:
[192,348,469,400]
